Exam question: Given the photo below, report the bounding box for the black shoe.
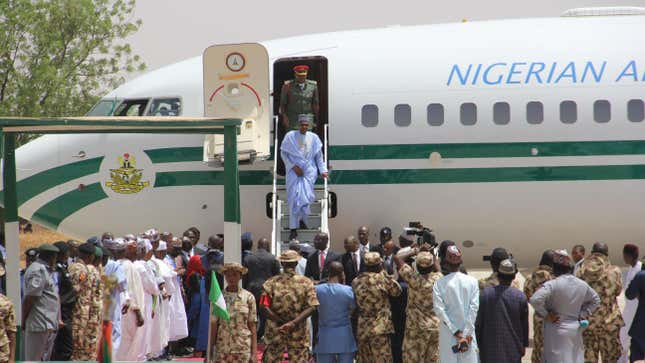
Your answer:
[289,229,298,240]
[299,221,308,229]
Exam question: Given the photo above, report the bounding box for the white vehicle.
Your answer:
[8,8,645,266]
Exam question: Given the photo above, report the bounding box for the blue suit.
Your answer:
[314,283,357,363]
[626,270,645,362]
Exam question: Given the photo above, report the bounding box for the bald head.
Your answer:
[592,242,609,256]
[357,226,369,245]
[383,239,396,256]
[258,238,271,252]
[328,261,345,280]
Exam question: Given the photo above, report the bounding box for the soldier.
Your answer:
[352,251,402,363]
[0,292,16,363]
[576,242,624,363]
[394,248,442,363]
[84,246,104,360]
[69,242,96,361]
[260,250,319,362]
[523,249,555,363]
[212,262,257,362]
[51,241,77,361]
[479,247,521,290]
[279,64,319,130]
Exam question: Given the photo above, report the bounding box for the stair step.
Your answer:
[280,228,322,244]
[276,190,326,200]
[280,217,322,229]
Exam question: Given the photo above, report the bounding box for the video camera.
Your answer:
[403,221,437,247]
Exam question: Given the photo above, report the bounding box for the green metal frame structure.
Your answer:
[0,116,242,360]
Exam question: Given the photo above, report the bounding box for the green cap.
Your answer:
[38,244,60,253]
[94,246,103,258]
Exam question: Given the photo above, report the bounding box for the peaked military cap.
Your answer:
[39,243,60,253]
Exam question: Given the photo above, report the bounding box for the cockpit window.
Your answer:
[86,99,119,116]
[114,99,149,116]
[148,97,181,116]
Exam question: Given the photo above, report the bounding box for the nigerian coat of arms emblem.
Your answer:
[105,153,150,194]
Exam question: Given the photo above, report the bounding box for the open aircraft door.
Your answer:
[203,43,270,162]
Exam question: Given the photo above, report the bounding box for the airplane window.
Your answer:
[148,98,182,116]
[593,100,611,123]
[628,99,644,122]
[427,104,444,126]
[460,103,477,126]
[560,101,577,124]
[493,102,510,125]
[361,104,379,127]
[394,104,411,127]
[114,99,149,116]
[86,99,119,116]
[526,102,543,124]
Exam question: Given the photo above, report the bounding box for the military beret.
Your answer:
[488,247,510,264]
[364,252,383,267]
[94,246,103,257]
[445,245,463,264]
[416,251,435,268]
[86,236,100,246]
[53,241,69,254]
[39,243,60,253]
[25,248,38,258]
[553,249,572,266]
[78,242,95,255]
[278,250,300,263]
[220,262,248,275]
[380,227,392,238]
[241,232,252,243]
[498,259,517,276]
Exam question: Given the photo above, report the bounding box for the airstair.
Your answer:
[270,119,330,254]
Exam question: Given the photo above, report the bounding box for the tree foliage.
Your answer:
[0,0,145,144]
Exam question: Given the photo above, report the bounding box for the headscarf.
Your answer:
[186,255,206,284]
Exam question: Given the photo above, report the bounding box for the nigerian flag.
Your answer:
[209,271,229,321]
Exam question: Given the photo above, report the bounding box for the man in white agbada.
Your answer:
[530,250,600,363]
[619,244,643,363]
[433,245,480,363]
[103,238,129,357]
[280,114,328,240]
[135,238,161,360]
[161,242,189,342]
[149,241,172,358]
[116,239,146,362]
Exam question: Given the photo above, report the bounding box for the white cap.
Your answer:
[157,241,167,251]
[138,238,153,253]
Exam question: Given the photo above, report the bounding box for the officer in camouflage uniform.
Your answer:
[213,262,257,362]
[260,250,319,362]
[352,251,402,363]
[523,249,555,363]
[0,291,16,363]
[576,242,624,363]
[68,242,95,361]
[479,247,521,290]
[279,64,319,130]
[394,249,442,363]
[83,246,104,360]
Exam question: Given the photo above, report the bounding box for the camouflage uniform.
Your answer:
[261,269,319,362]
[479,272,521,290]
[68,261,93,361]
[576,253,624,363]
[0,294,16,363]
[352,269,402,363]
[523,265,554,363]
[398,264,441,363]
[214,288,257,362]
[85,264,103,360]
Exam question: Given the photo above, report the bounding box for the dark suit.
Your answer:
[305,249,341,281]
[341,251,364,286]
[242,248,280,339]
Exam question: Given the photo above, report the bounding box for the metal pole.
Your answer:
[2,132,21,360]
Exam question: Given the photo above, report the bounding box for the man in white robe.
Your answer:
[116,240,146,362]
[162,243,189,342]
[103,238,129,357]
[620,244,643,363]
[135,238,161,360]
[433,245,480,363]
[280,114,328,240]
[150,241,173,357]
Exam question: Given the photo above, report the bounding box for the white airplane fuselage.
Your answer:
[9,14,645,267]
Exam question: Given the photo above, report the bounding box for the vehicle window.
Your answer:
[361,104,378,127]
[560,101,577,124]
[628,99,644,122]
[493,102,510,125]
[86,99,119,116]
[394,104,411,127]
[526,102,543,124]
[427,103,444,126]
[460,103,477,126]
[593,100,610,123]
[148,97,182,116]
[114,99,149,116]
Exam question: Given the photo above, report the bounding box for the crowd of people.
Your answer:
[0,225,643,363]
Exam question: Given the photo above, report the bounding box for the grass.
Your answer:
[19,224,73,256]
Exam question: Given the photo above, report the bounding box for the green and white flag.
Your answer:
[209,271,229,321]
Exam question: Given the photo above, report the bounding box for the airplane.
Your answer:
[6,7,645,267]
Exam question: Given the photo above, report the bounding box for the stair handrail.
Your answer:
[321,123,330,239]
[271,115,279,255]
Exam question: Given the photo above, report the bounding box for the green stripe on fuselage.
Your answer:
[144,147,202,163]
[30,182,108,229]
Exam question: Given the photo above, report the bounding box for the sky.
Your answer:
[126,0,644,77]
